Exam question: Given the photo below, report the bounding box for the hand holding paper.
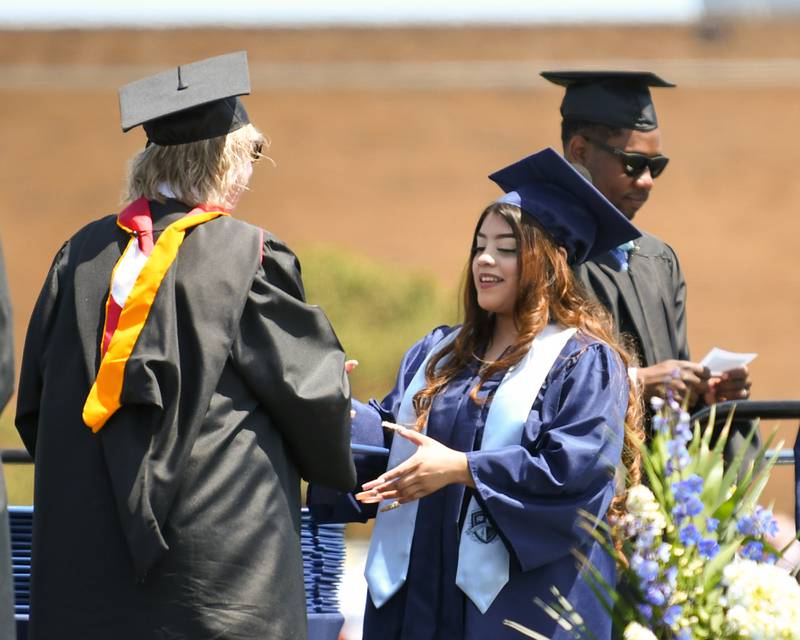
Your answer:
[699,348,757,376]
[700,348,755,402]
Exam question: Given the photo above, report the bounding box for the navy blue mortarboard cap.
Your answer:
[540,70,675,132]
[119,51,251,145]
[488,147,640,264]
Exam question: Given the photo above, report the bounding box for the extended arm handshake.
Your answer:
[355,422,475,507]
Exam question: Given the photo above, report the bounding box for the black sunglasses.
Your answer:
[584,136,669,179]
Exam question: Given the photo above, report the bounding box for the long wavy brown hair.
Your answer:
[412,201,644,524]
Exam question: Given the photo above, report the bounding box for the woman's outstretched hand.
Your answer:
[355,422,475,507]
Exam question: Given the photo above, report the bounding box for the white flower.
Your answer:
[623,621,658,640]
[626,485,666,534]
[722,559,800,639]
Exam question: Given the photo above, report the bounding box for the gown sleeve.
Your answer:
[466,341,628,572]
[15,241,70,455]
[230,233,357,492]
[307,325,455,522]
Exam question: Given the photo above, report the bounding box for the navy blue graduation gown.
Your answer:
[310,326,627,640]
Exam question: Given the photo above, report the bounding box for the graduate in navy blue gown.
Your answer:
[310,148,645,640]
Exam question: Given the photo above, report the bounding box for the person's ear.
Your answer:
[566,134,589,167]
[557,246,568,262]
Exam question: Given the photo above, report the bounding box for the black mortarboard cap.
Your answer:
[540,70,675,131]
[488,147,640,264]
[119,51,251,145]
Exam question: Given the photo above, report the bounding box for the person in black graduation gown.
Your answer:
[541,71,753,427]
[15,52,355,640]
[311,148,645,640]
[0,241,15,640]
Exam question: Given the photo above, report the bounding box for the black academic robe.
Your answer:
[574,231,689,368]
[575,232,757,460]
[0,241,16,640]
[15,199,356,640]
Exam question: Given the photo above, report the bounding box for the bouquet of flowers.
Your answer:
[508,396,800,640]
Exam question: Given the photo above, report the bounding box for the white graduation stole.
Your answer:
[364,324,576,613]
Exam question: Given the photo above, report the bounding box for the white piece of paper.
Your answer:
[699,348,757,375]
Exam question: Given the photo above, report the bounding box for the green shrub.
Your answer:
[0,408,33,505]
[297,245,458,400]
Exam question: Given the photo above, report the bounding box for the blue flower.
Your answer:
[737,514,755,536]
[672,475,703,501]
[741,540,764,561]
[676,630,692,640]
[737,506,780,538]
[652,414,668,435]
[635,526,657,551]
[698,539,719,559]
[665,439,691,473]
[685,474,703,493]
[755,507,779,537]
[674,418,692,444]
[637,604,653,620]
[672,502,687,524]
[645,585,666,606]
[667,439,686,458]
[679,524,702,546]
[663,604,682,627]
[672,496,703,524]
[685,495,704,517]
[635,559,660,583]
[665,565,678,587]
[706,517,719,533]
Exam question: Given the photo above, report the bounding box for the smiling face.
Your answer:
[471,211,520,318]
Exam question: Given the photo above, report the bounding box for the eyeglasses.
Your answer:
[584,136,669,179]
[251,141,264,163]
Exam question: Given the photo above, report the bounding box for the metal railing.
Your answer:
[0,450,31,465]
[690,400,800,466]
[5,401,799,466]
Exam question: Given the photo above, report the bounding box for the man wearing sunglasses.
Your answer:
[541,70,752,419]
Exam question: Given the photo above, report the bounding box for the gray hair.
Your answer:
[125,123,267,209]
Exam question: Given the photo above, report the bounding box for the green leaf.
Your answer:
[736,436,782,515]
[711,496,736,522]
[640,439,665,504]
[716,417,762,507]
